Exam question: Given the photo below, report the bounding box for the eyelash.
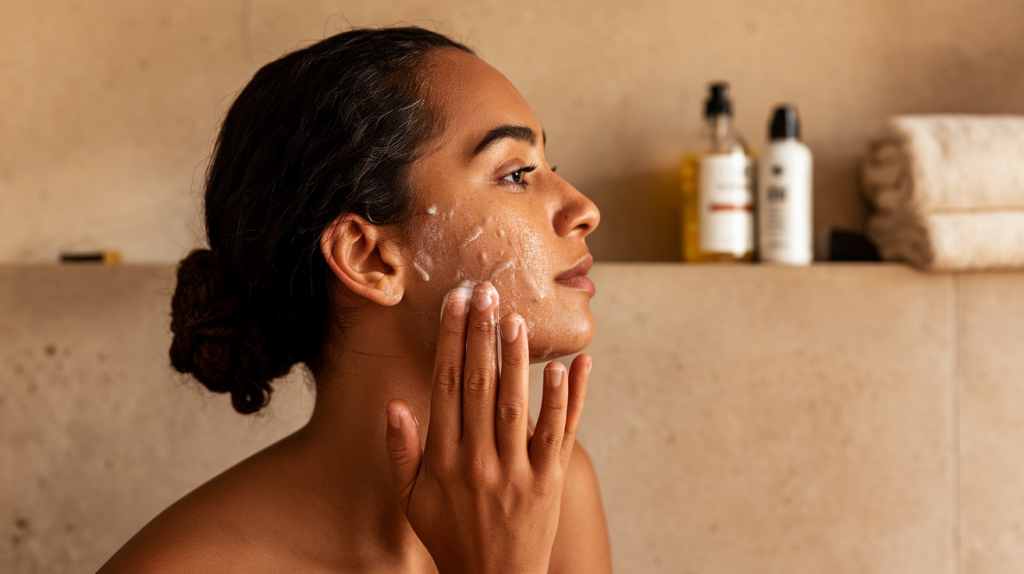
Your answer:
[500,164,537,189]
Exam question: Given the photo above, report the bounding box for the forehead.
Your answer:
[424,48,540,149]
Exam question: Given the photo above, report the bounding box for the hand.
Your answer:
[384,281,591,574]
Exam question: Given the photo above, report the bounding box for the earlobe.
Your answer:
[320,214,407,306]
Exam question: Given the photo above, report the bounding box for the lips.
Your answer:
[555,254,595,296]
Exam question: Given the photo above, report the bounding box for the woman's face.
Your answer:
[400,48,600,361]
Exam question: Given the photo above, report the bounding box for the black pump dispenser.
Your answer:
[704,83,732,117]
[769,105,800,140]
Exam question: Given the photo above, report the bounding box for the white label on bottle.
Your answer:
[758,142,813,264]
[699,152,753,256]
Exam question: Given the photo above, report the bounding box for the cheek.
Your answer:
[454,214,551,316]
[456,215,593,359]
[407,204,594,359]
[404,204,463,284]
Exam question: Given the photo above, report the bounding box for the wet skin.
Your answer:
[397,47,601,362]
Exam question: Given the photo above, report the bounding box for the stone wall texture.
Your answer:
[4,264,1024,573]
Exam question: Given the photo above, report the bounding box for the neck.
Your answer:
[285,306,438,570]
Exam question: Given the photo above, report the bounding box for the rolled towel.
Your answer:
[862,115,1024,271]
[867,211,1024,271]
[863,115,1024,213]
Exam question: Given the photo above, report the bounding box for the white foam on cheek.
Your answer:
[525,274,547,301]
[412,262,430,282]
[498,221,549,304]
[408,202,459,291]
[461,215,551,313]
[490,259,514,279]
[463,227,483,246]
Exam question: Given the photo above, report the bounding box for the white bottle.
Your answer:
[757,105,813,265]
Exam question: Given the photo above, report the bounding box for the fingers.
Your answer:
[560,354,591,468]
[530,362,569,473]
[496,313,530,464]
[426,285,472,451]
[429,281,582,478]
[461,282,500,452]
[385,399,423,513]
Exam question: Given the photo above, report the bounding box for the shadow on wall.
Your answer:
[813,154,870,242]
[584,171,683,262]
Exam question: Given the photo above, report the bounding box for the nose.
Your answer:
[552,177,601,239]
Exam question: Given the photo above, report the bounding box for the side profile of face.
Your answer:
[399,48,600,361]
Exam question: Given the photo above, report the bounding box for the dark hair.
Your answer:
[170,27,472,414]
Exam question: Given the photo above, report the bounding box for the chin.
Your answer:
[527,307,596,363]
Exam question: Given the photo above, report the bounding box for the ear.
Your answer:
[320,213,408,306]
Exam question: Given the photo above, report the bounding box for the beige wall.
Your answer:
[6,264,1024,573]
[3,0,1024,262]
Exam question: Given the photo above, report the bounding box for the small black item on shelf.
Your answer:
[820,228,881,261]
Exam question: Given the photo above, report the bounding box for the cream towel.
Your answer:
[863,115,1024,212]
[862,115,1024,271]
[867,211,1024,271]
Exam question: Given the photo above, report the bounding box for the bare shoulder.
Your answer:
[549,442,612,574]
[97,445,311,574]
[97,484,257,573]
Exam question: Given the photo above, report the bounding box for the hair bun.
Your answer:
[169,28,471,413]
[170,248,276,413]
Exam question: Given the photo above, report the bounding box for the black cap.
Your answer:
[769,105,800,140]
[704,82,732,117]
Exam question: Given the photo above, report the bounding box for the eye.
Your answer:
[501,165,536,188]
[505,169,526,184]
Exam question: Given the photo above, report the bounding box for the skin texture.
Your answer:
[395,48,600,362]
[98,47,611,573]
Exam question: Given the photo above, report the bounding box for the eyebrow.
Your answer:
[472,125,538,156]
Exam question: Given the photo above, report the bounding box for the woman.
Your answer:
[100,26,610,573]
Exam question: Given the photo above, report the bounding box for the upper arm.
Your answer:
[549,443,612,574]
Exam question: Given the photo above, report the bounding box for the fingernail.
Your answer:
[387,408,402,429]
[473,282,498,311]
[545,365,564,387]
[501,317,521,342]
[445,286,470,316]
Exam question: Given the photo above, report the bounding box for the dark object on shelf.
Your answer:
[818,229,881,261]
[59,251,122,265]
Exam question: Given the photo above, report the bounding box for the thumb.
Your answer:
[385,399,422,513]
